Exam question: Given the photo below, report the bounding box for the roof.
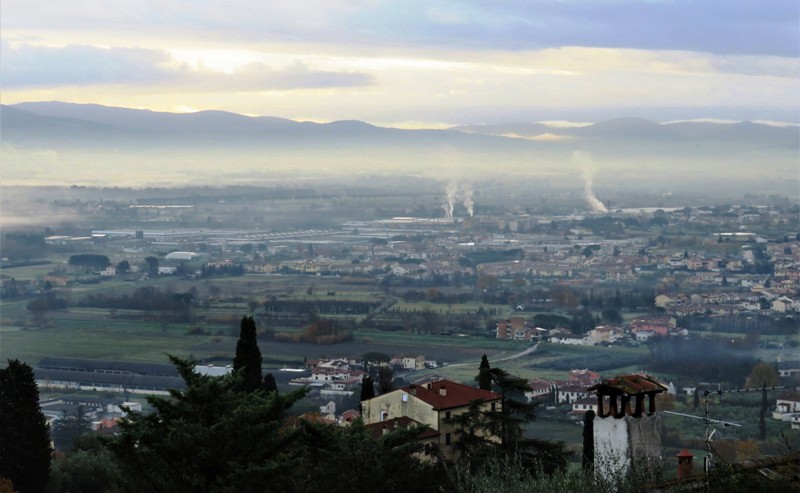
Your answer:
[588,374,668,396]
[164,251,198,260]
[38,357,179,377]
[364,416,440,440]
[401,380,500,410]
[35,368,185,391]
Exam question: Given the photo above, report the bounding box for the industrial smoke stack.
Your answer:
[444,182,457,219]
[573,151,608,214]
[462,187,474,217]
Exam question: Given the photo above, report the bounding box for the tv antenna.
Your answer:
[663,383,784,477]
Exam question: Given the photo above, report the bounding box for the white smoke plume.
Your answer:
[573,151,608,214]
[462,187,474,217]
[442,181,457,219]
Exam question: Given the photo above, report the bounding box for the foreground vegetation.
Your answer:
[3,354,794,493]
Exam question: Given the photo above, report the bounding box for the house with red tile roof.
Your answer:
[362,379,501,460]
[363,416,440,461]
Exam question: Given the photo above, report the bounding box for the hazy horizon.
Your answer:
[2,2,798,128]
[1,2,798,189]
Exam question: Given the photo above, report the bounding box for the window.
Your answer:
[380,411,388,421]
[491,402,496,411]
[445,411,450,420]
[445,433,451,445]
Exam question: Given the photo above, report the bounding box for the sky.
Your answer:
[1,0,799,127]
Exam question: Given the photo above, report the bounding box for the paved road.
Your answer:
[444,341,540,369]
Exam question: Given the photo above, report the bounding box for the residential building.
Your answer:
[362,379,501,460]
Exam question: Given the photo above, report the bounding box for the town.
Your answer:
[1,181,798,490]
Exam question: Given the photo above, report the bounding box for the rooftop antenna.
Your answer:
[663,383,784,480]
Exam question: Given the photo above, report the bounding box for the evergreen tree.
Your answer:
[295,419,446,493]
[52,406,92,451]
[110,356,308,492]
[377,366,394,395]
[233,316,263,392]
[581,410,595,470]
[448,366,568,475]
[0,359,52,493]
[476,354,492,391]
[47,435,124,493]
[360,375,375,401]
[485,368,538,448]
[263,373,278,393]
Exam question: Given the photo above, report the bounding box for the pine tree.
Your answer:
[233,316,263,392]
[476,354,492,391]
[0,359,52,493]
[449,366,567,474]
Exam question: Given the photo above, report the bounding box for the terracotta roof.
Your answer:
[339,409,361,420]
[364,416,440,440]
[588,374,667,396]
[402,380,500,410]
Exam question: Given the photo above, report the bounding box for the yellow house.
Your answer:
[362,380,501,460]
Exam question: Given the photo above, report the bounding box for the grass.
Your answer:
[0,325,221,364]
[391,301,511,315]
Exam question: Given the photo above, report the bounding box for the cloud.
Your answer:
[350,0,799,57]
[2,1,797,57]
[0,42,374,90]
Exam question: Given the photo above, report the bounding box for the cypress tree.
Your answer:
[263,373,278,393]
[0,359,52,493]
[476,354,492,391]
[360,375,375,401]
[377,366,394,395]
[233,316,263,392]
[582,410,595,470]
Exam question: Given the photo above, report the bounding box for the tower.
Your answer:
[586,374,668,476]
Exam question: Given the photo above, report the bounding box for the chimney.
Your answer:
[676,449,694,480]
[439,384,447,397]
[409,384,416,395]
[382,424,389,436]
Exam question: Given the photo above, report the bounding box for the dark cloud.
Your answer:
[0,42,374,90]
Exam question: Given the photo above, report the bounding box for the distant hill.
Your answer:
[3,101,494,149]
[4,101,797,150]
[1,101,797,189]
[452,117,797,145]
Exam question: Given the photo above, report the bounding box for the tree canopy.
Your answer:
[109,356,445,493]
[449,364,568,475]
[0,359,52,493]
[68,254,110,271]
[748,362,779,387]
[110,356,309,492]
[52,406,92,451]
